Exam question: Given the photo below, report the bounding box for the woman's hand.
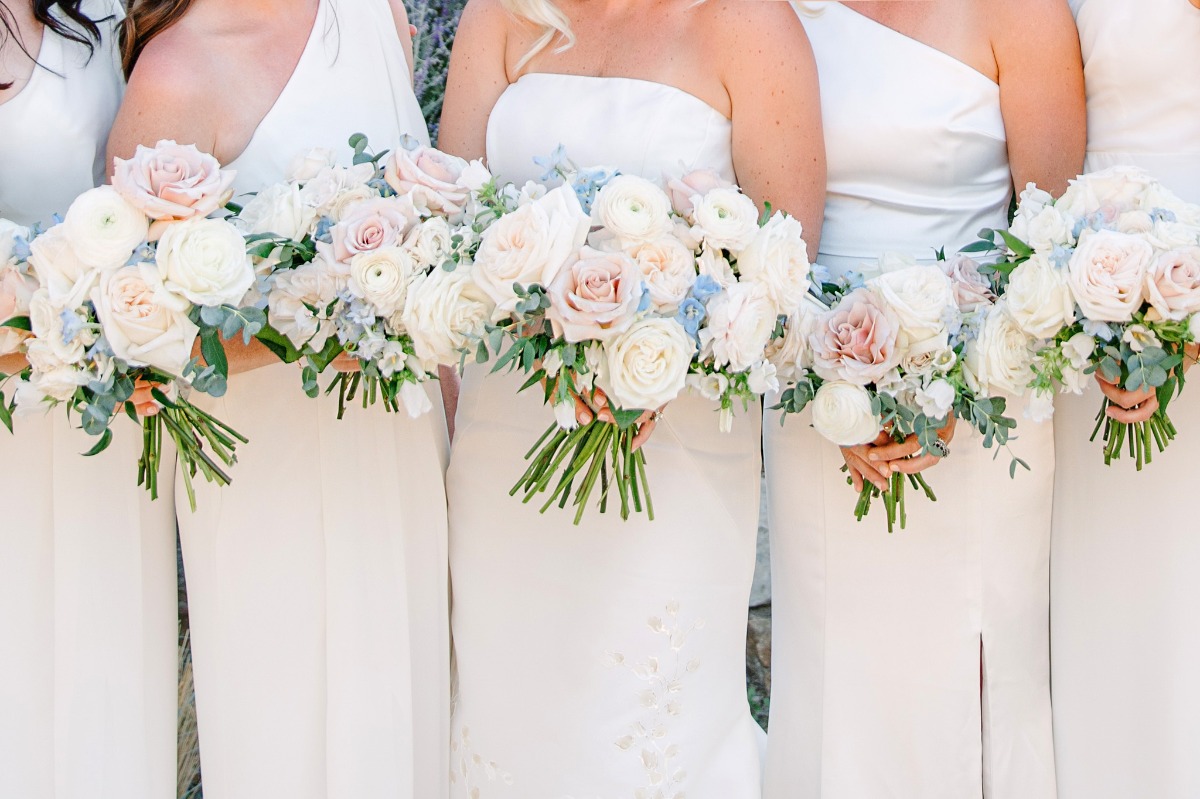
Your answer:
[1096,373,1158,423]
[130,380,163,418]
[841,429,896,493]
[0,352,27,376]
[573,386,662,451]
[841,415,959,491]
[331,353,361,373]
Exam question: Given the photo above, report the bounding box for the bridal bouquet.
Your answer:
[772,253,1021,531]
[236,134,494,417]
[476,155,809,523]
[0,140,255,509]
[976,167,1200,469]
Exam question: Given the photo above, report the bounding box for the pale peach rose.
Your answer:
[384,146,470,215]
[113,140,236,239]
[331,197,418,264]
[1066,228,1154,322]
[547,247,643,343]
[809,287,903,385]
[941,254,996,313]
[1145,246,1200,322]
[665,168,732,219]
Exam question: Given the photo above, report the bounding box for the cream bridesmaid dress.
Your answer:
[763,5,1057,798]
[0,3,177,798]
[176,2,449,797]
[447,74,764,798]
[1052,2,1200,797]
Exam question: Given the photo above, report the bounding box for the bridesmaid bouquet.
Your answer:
[975,167,1200,469]
[237,134,494,417]
[773,253,1021,531]
[473,154,809,523]
[0,140,257,509]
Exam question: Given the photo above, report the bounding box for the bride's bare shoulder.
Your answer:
[693,0,816,78]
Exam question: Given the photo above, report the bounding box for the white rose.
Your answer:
[964,303,1037,396]
[691,187,760,252]
[1148,218,1200,251]
[287,147,336,182]
[738,213,811,317]
[237,182,317,240]
[28,361,88,402]
[28,224,102,309]
[602,318,692,410]
[92,265,199,375]
[60,186,149,270]
[348,246,419,317]
[1116,210,1154,235]
[1142,182,1200,226]
[686,371,729,401]
[1058,166,1155,220]
[625,235,696,311]
[1190,313,1200,343]
[1005,253,1076,339]
[869,264,957,346]
[747,360,779,395]
[471,185,590,320]
[1067,228,1154,322]
[402,265,495,366]
[900,332,953,378]
[403,216,453,269]
[699,282,777,372]
[267,261,344,350]
[914,378,955,419]
[811,381,880,446]
[766,294,824,380]
[153,217,255,310]
[591,175,674,245]
[1024,206,1073,253]
[299,164,376,218]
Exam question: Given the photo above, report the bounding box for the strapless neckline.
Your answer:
[500,72,731,123]
[831,2,999,90]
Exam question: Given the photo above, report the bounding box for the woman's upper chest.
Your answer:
[844,0,998,83]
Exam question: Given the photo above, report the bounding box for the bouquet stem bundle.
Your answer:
[1092,401,1178,470]
[847,467,937,534]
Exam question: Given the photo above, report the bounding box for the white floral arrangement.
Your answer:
[0,140,255,508]
[772,252,1021,531]
[977,166,1200,469]
[469,149,810,524]
[235,134,494,417]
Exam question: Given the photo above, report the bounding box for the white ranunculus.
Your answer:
[1004,253,1076,339]
[811,380,880,446]
[236,182,317,240]
[287,147,336,182]
[964,303,1037,396]
[686,371,729,401]
[699,282,777,372]
[404,216,453,269]
[914,378,955,419]
[348,246,419,317]
[28,290,90,364]
[28,224,102,309]
[1067,228,1154,322]
[471,186,590,320]
[153,217,255,310]
[747,360,779,395]
[869,264,957,347]
[402,265,495,366]
[60,186,149,269]
[591,175,674,245]
[690,188,760,253]
[738,213,811,317]
[626,235,697,311]
[267,261,344,350]
[93,265,199,375]
[602,317,693,410]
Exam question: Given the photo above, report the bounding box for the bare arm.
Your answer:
[386,0,417,83]
[436,0,511,161]
[991,0,1087,195]
[713,1,826,261]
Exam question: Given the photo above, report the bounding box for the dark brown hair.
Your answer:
[0,1,104,89]
[119,0,193,78]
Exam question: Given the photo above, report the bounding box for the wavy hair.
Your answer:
[119,0,193,78]
[500,0,574,69]
[0,0,104,88]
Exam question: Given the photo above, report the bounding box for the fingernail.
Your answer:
[581,412,592,423]
[867,453,881,461]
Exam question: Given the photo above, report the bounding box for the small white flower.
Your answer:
[1063,332,1097,370]
[914,378,955,419]
[686,371,729,401]
[1025,390,1056,422]
[398,381,432,418]
[553,399,578,431]
[542,349,564,379]
[1122,324,1159,353]
[747,360,779,395]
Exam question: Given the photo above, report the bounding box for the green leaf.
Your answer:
[82,427,113,457]
[256,325,304,364]
[200,330,229,379]
[610,407,644,430]
[1,315,31,331]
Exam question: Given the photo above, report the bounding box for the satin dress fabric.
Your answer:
[763,5,1057,798]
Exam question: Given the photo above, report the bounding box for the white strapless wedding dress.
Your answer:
[0,4,178,798]
[763,5,1057,798]
[176,2,449,797]
[446,72,763,798]
[1052,3,1200,797]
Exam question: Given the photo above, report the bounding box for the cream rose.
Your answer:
[385,145,471,215]
[811,381,881,446]
[964,303,1037,396]
[737,213,811,317]
[60,186,149,270]
[809,288,903,385]
[1145,246,1200,321]
[403,216,453,269]
[112,140,236,238]
[869,264,956,347]
[1067,228,1154,322]
[546,247,643,343]
[766,294,825,380]
[237,182,317,241]
[626,235,696,311]
[267,261,344,350]
[471,185,591,320]
[348,246,419,317]
[698,282,777,372]
[287,147,336,182]
[591,175,674,245]
[601,317,692,410]
[152,217,255,310]
[690,187,760,252]
[27,224,98,309]
[402,266,495,367]
[331,197,419,264]
[299,163,376,218]
[1058,166,1155,220]
[665,168,732,219]
[93,265,199,375]
[1004,253,1076,339]
[28,289,90,364]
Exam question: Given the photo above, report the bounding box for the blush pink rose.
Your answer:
[665,168,733,219]
[1145,246,1200,321]
[384,146,471,216]
[331,197,419,264]
[941,253,997,313]
[547,246,643,343]
[112,140,236,239]
[809,288,903,385]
